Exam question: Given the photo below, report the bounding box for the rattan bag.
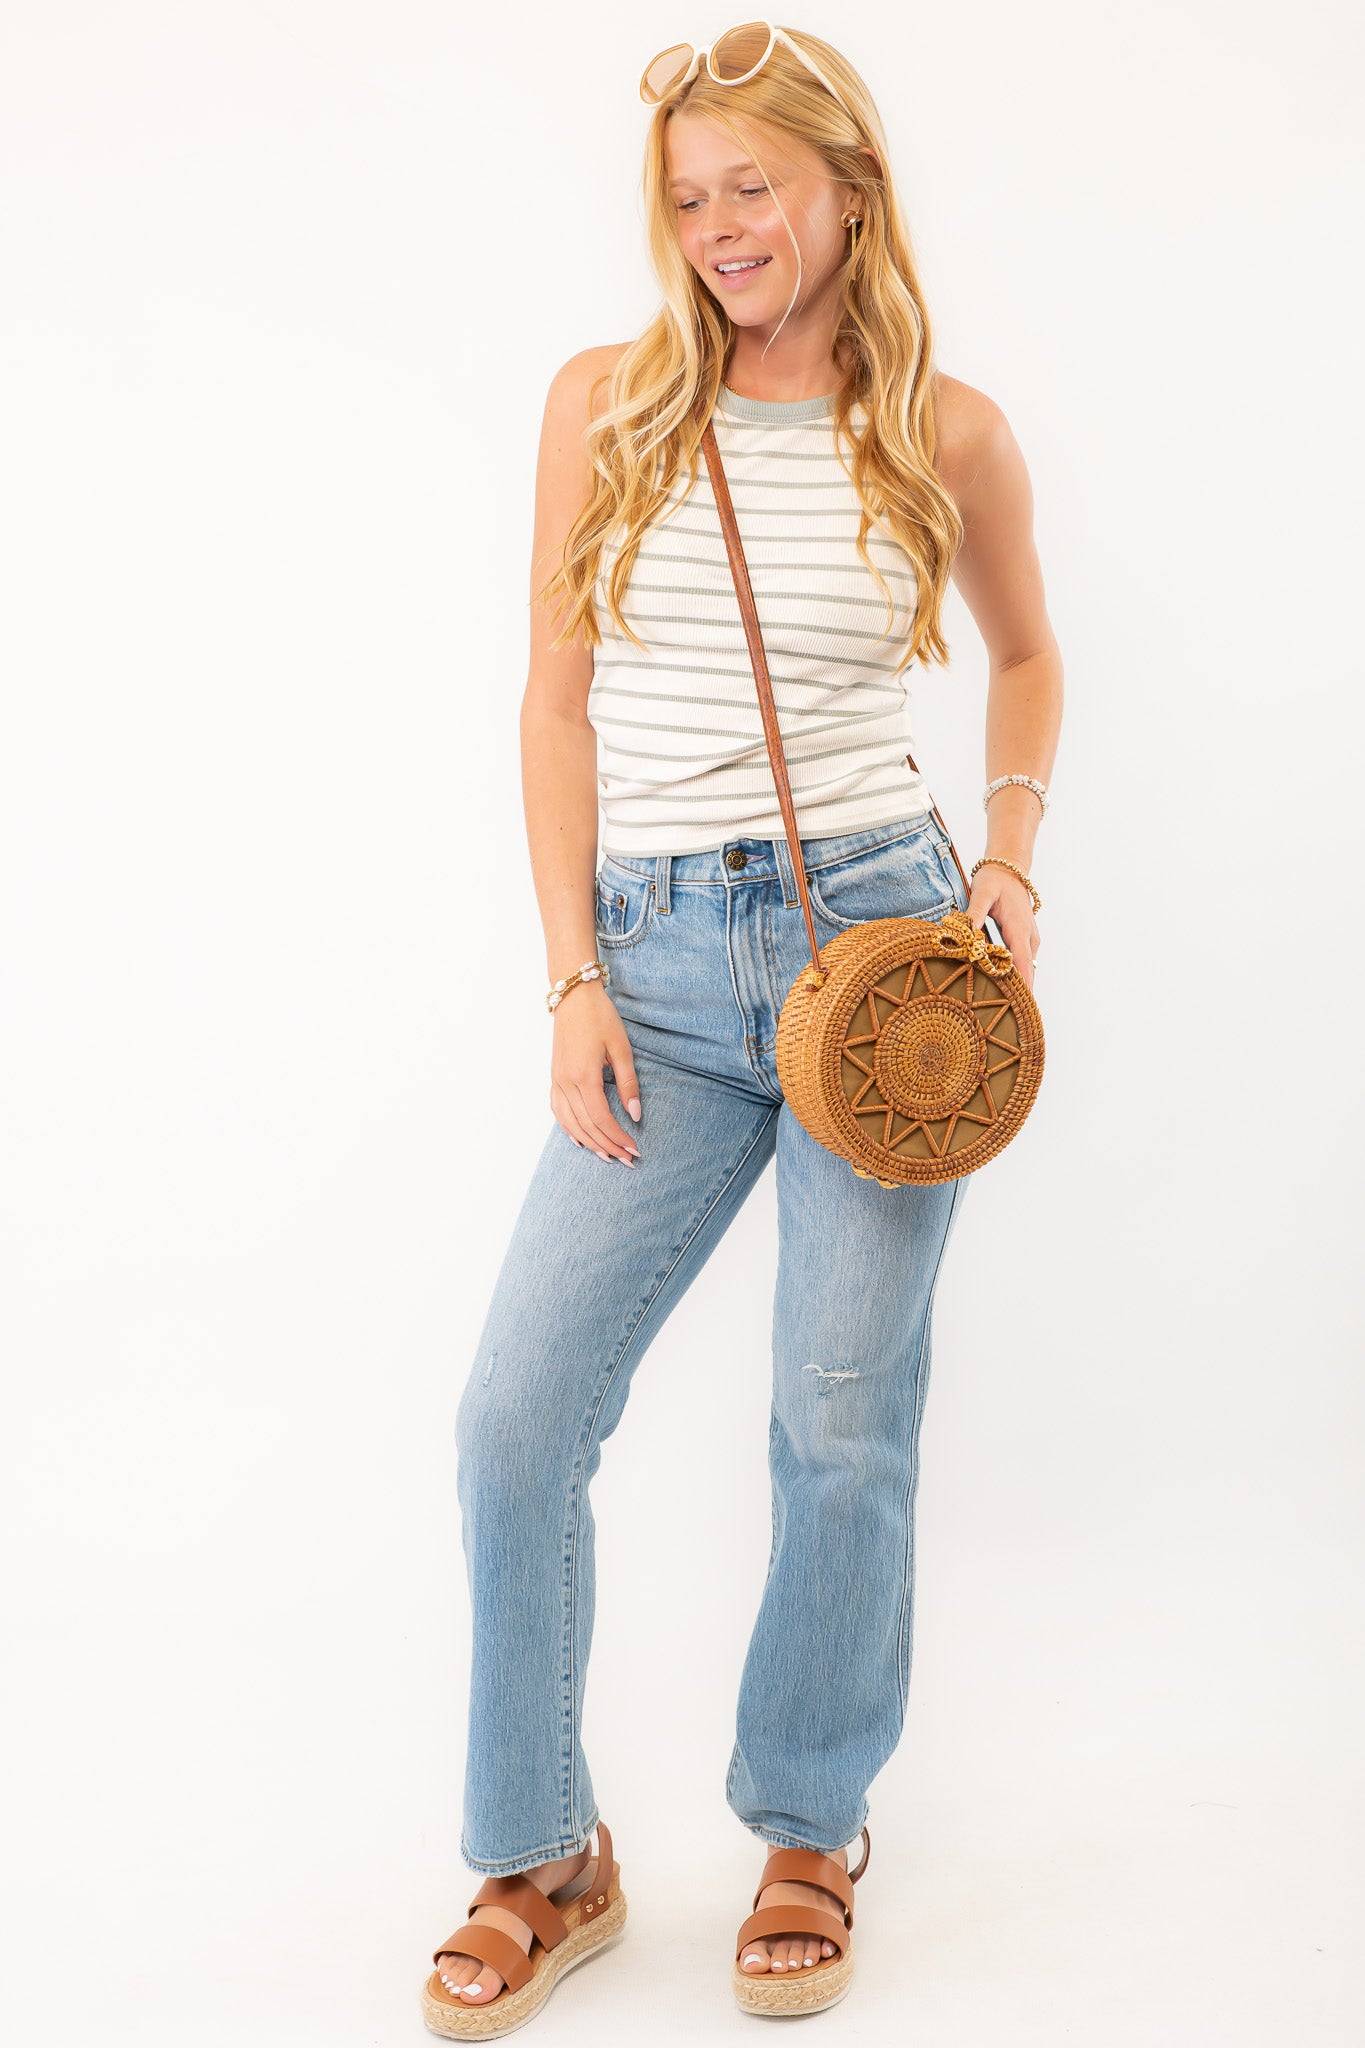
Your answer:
[700,417,1045,1187]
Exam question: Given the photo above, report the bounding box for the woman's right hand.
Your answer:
[550,985,642,1164]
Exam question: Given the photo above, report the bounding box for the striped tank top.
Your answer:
[587,381,934,856]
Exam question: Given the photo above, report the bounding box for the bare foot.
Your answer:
[738,1842,848,1975]
[435,1847,595,2004]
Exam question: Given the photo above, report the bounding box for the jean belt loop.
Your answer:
[772,832,801,909]
[654,851,672,914]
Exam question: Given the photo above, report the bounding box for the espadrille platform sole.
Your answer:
[422,1821,625,2040]
[731,1825,871,2019]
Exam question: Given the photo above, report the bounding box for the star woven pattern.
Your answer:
[841,951,1023,1159]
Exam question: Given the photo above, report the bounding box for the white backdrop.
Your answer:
[2,6,1361,2043]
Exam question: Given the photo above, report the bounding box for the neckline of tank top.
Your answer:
[717,380,857,423]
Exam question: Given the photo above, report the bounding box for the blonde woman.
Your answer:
[423,21,1061,2035]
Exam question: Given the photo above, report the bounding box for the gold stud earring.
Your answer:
[841,210,861,257]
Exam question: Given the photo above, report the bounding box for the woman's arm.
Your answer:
[936,376,1064,993]
[520,346,642,1164]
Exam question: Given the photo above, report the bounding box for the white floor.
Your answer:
[8,1697,1359,2044]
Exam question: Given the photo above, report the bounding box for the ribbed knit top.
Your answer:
[587,381,933,856]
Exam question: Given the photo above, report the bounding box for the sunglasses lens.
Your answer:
[641,43,695,103]
[710,22,774,82]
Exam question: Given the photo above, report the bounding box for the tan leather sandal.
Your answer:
[732,1824,871,2016]
[421,1821,626,2039]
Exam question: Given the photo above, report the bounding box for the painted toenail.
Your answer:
[743,1955,762,1967]
[804,1956,814,1965]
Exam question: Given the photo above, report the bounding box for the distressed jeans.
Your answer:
[455,811,974,1873]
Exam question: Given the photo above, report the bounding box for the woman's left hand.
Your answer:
[965,865,1039,993]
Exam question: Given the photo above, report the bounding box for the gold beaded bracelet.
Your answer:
[969,854,1043,913]
[545,958,612,1014]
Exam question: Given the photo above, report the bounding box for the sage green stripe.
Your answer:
[598,706,899,752]
[603,778,923,810]
[590,693,899,722]
[597,620,911,656]
[658,505,892,522]
[615,580,909,617]
[704,448,853,465]
[624,548,914,582]
[592,655,903,684]
[600,739,911,785]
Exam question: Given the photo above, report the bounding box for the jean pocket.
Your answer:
[594,862,656,947]
[806,825,962,930]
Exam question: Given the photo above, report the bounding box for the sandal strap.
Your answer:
[465,1873,570,1952]
[433,1921,535,1992]
[751,1849,855,1921]
[735,1903,849,1960]
[439,1818,616,1986]
[849,1824,871,1884]
[587,1820,614,1904]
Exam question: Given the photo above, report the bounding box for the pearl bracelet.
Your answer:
[983,773,1048,814]
[546,958,612,1014]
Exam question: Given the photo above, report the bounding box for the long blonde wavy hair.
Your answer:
[537,24,963,680]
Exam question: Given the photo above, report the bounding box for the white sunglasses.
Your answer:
[639,20,849,115]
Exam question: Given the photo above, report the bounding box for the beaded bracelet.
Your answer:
[969,854,1043,913]
[546,958,612,1014]
[983,773,1049,814]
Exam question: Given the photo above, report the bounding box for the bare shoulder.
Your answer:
[929,369,1027,511]
[928,372,1051,657]
[541,341,633,437]
[526,346,633,681]
[530,342,631,556]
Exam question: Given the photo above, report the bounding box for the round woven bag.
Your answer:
[774,906,1045,1187]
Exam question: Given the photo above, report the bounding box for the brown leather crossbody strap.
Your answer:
[699,416,975,956]
[700,418,825,974]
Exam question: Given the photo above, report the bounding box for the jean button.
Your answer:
[725,847,748,870]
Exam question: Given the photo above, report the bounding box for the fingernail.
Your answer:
[627,1098,641,1120]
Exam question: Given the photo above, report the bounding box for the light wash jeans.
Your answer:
[454,811,974,1873]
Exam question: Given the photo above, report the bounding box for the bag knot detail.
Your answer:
[933,908,1015,976]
